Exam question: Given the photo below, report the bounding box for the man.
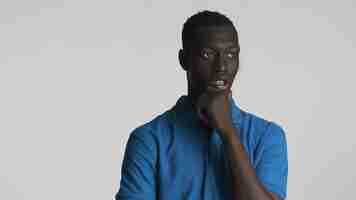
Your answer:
[115,10,288,200]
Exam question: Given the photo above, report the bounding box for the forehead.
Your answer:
[193,25,239,48]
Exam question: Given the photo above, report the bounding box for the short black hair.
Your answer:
[182,10,237,49]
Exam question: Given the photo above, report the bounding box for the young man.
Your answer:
[115,10,288,200]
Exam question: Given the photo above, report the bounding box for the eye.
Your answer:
[202,52,209,59]
[226,51,237,59]
[200,49,215,60]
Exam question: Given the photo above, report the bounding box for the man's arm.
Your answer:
[115,127,157,200]
[220,122,287,200]
[195,91,288,200]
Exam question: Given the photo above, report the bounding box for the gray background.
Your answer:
[1,0,355,199]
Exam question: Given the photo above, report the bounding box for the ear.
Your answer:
[178,49,188,71]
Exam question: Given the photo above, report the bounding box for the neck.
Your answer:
[187,87,200,109]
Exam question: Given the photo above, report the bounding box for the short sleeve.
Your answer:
[254,122,288,200]
[115,127,158,200]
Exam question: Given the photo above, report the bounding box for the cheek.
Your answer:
[192,62,212,81]
[230,60,239,73]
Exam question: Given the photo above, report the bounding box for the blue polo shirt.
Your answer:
[115,95,288,200]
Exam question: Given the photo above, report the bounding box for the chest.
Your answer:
[157,130,236,200]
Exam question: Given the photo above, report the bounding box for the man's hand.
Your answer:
[196,90,283,200]
[195,89,235,136]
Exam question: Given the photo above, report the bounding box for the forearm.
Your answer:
[221,126,274,200]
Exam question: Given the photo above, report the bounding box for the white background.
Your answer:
[1,0,355,199]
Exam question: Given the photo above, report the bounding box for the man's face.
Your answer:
[183,25,240,99]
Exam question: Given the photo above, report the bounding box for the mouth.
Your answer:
[207,79,229,91]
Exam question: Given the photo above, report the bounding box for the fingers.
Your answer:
[195,89,232,119]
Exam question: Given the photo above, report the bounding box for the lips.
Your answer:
[207,79,229,90]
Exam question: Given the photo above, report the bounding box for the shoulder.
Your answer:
[129,110,174,144]
[239,109,287,147]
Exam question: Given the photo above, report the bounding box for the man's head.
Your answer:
[179,10,240,102]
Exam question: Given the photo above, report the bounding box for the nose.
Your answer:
[215,53,227,72]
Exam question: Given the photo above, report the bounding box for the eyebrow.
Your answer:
[200,44,240,51]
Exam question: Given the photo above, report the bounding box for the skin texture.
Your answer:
[179,25,282,200]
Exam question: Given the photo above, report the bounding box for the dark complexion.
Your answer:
[179,25,239,132]
[179,25,282,200]
[180,25,239,109]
